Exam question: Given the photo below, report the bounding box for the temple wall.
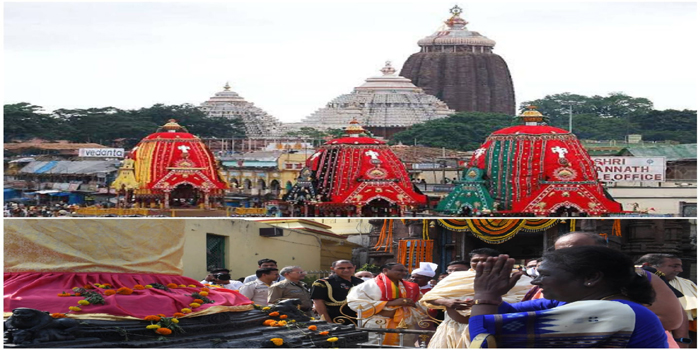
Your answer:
[182,220,322,281]
[606,186,697,215]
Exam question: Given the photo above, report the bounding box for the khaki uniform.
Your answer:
[268,279,313,315]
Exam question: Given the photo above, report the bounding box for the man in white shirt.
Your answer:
[239,267,279,306]
[243,258,285,284]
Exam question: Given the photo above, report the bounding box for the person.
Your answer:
[347,262,429,346]
[243,258,285,284]
[420,248,531,348]
[410,262,438,293]
[239,267,279,306]
[524,258,540,277]
[201,268,243,290]
[267,266,313,316]
[638,253,696,348]
[466,246,668,348]
[554,232,684,346]
[311,260,364,323]
[445,260,470,275]
[354,270,374,282]
[521,259,544,301]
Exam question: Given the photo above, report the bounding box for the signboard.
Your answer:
[592,157,666,182]
[79,148,125,158]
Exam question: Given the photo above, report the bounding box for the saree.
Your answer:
[468,299,668,348]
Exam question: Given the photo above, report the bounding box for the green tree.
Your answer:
[391,112,514,151]
[3,103,66,141]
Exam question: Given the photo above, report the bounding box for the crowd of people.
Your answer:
[199,235,696,348]
[4,202,77,217]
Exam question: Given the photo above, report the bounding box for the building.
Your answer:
[199,82,283,138]
[290,62,454,139]
[400,6,515,115]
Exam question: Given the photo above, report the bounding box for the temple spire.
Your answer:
[223,82,231,91]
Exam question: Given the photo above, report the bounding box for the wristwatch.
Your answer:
[675,337,692,344]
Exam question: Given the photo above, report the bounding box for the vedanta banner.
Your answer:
[592,156,666,182]
[78,148,125,158]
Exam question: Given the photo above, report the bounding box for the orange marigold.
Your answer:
[277,321,287,326]
[262,319,276,326]
[133,285,145,290]
[73,293,82,296]
[279,315,288,319]
[173,312,186,318]
[155,327,172,335]
[308,325,317,331]
[104,290,116,296]
[201,288,209,292]
[199,291,209,297]
[269,312,280,317]
[157,313,166,317]
[144,315,162,322]
[166,283,178,288]
[116,287,133,295]
[193,299,204,304]
[51,313,67,318]
[57,292,71,297]
[84,285,95,289]
[319,331,329,336]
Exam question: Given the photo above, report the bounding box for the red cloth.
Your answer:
[374,274,420,302]
[4,272,252,318]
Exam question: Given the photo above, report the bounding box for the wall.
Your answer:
[606,186,697,215]
[182,219,322,281]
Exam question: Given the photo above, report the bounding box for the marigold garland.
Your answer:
[104,290,116,296]
[187,284,196,288]
[78,300,90,306]
[199,291,209,297]
[270,338,284,346]
[173,312,186,318]
[117,287,134,295]
[51,313,67,318]
[193,299,204,304]
[171,319,179,324]
[327,337,339,343]
[134,285,145,290]
[181,308,192,314]
[68,306,81,312]
[57,292,71,297]
[262,306,271,311]
[319,331,329,336]
[277,321,287,326]
[144,315,162,322]
[189,302,201,308]
[84,285,95,289]
[308,325,317,331]
[279,315,288,319]
[269,311,280,317]
[263,319,276,326]
[145,285,153,289]
[146,325,159,330]
[166,283,178,289]
[178,284,186,288]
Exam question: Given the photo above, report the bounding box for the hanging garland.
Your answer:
[397,240,434,271]
[612,219,621,236]
[373,219,394,253]
[436,219,560,244]
[570,219,576,232]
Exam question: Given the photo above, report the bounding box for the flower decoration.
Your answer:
[262,306,271,311]
[51,313,67,318]
[104,290,116,296]
[116,287,133,295]
[187,284,196,288]
[146,325,159,330]
[262,319,276,326]
[68,306,81,312]
[269,312,280,317]
[199,291,209,297]
[173,312,186,318]
[319,331,329,336]
[78,300,90,306]
[270,338,284,346]
[155,328,172,335]
[166,283,178,289]
[144,315,162,322]
[171,319,179,324]
[134,285,145,290]
[84,285,95,289]
[145,285,153,289]
[178,284,186,288]
[277,321,287,326]
[57,292,71,297]
[193,299,204,304]
[308,325,317,331]
[189,302,201,308]
[327,337,339,343]
[181,308,192,314]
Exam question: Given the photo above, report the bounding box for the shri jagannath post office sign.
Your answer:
[78,148,125,158]
[592,156,666,182]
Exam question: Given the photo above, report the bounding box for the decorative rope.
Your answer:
[612,219,621,237]
[569,219,576,232]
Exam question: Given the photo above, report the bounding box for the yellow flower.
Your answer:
[262,306,271,311]
[277,320,287,326]
[146,325,159,329]
[171,319,179,324]
[68,306,81,312]
[310,317,315,320]
[289,320,296,323]
[189,302,201,308]
[270,338,284,346]
[187,284,196,288]
[181,308,192,314]
[178,284,186,288]
[77,300,90,306]
[327,337,339,343]
[145,285,153,288]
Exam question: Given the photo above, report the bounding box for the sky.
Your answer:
[4,1,698,123]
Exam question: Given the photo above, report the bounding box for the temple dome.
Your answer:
[290,61,454,138]
[199,82,282,138]
[417,6,496,48]
[438,107,623,216]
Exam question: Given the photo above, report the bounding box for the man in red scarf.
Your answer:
[348,263,429,346]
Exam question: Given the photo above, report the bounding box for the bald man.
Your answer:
[553,231,686,347]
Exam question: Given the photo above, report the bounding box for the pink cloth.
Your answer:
[4,272,252,318]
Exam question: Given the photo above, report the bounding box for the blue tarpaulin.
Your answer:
[35,161,59,174]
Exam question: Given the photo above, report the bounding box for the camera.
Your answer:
[213,272,231,281]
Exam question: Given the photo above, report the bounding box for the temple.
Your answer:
[199,82,282,138]
[291,62,454,138]
[284,120,427,216]
[438,107,623,216]
[400,6,515,115]
[111,120,229,209]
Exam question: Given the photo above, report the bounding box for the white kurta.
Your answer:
[419,269,532,348]
[670,277,698,320]
[347,278,429,346]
